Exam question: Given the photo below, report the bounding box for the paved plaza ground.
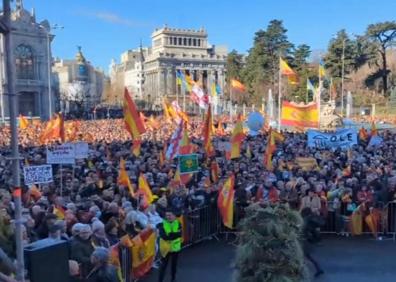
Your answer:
[143,235,396,282]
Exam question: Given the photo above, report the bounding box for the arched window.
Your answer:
[15,44,34,80]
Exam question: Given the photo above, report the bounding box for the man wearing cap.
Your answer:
[157,209,182,282]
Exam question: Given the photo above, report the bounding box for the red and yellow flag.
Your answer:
[264,129,285,170]
[39,113,65,144]
[211,160,220,183]
[281,101,319,128]
[370,122,378,137]
[230,79,246,92]
[230,119,245,159]
[359,127,368,141]
[132,139,142,157]
[280,58,298,84]
[123,88,146,140]
[19,114,29,129]
[53,205,65,220]
[217,174,235,229]
[202,107,214,156]
[131,228,156,279]
[138,173,154,204]
[118,158,135,197]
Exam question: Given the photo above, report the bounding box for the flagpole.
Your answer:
[229,84,233,121]
[318,64,322,129]
[306,78,308,104]
[278,57,282,131]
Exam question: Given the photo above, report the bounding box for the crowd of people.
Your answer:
[0,113,395,281]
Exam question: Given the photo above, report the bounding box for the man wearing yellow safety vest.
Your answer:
[157,209,182,282]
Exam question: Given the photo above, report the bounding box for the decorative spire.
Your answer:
[75,46,86,64]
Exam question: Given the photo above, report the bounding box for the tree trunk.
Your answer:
[381,49,388,96]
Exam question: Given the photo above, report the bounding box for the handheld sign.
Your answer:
[179,154,199,174]
[23,165,53,186]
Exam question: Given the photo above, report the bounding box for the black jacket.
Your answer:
[70,236,94,277]
[86,264,121,282]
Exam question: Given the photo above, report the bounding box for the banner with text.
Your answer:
[307,128,358,149]
[23,165,53,186]
[47,143,76,164]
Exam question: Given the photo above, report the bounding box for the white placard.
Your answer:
[47,143,76,164]
[23,165,53,186]
[74,142,89,159]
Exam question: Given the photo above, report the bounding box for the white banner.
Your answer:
[23,165,53,186]
[74,142,89,159]
[47,143,76,164]
[307,128,358,149]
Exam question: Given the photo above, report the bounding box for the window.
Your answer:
[15,44,34,80]
[178,37,182,45]
[188,38,192,46]
[183,38,187,45]
[193,39,196,46]
[197,39,201,47]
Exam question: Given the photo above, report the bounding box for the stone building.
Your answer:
[110,26,227,108]
[0,0,54,120]
[53,47,105,113]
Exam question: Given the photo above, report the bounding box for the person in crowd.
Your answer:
[86,247,121,282]
[157,209,182,282]
[70,224,94,278]
[300,189,321,215]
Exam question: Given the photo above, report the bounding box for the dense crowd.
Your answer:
[0,115,395,281]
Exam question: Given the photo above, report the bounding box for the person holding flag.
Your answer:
[157,208,182,282]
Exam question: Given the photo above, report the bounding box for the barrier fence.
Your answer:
[120,201,396,281]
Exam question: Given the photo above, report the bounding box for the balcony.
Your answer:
[16,79,43,87]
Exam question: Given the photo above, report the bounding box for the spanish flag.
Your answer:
[131,228,156,279]
[39,113,64,144]
[230,119,245,159]
[118,158,135,197]
[281,101,319,128]
[19,114,29,129]
[359,127,368,141]
[217,174,235,229]
[202,107,214,156]
[53,205,65,220]
[370,122,378,137]
[123,88,146,140]
[138,173,154,204]
[211,160,220,183]
[162,99,171,120]
[280,57,298,84]
[231,79,246,92]
[264,129,285,170]
[132,139,141,157]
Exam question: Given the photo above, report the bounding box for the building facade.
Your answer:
[110,26,227,108]
[53,47,105,113]
[0,1,54,120]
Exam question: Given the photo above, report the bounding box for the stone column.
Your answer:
[158,68,165,99]
[166,67,174,97]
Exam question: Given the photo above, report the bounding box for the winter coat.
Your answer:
[70,236,94,277]
[86,264,121,282]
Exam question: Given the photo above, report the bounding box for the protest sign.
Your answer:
[179,154,199,174]
[296,157,319,171]
[307,128,357,149]
[74,142,89,159]
[47,143,76,164]
[23,165,53,185]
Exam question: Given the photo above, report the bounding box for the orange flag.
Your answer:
[230,119,245,159]
[118,158,135,197]
[138,173,154,204]
[217,174,235,229]
[202,107,214,156]
[53,205,65,220]
[124,88,146,140]
[370,122,378,137]
[359,127,368,141]
[264,128,285,170]
[19,114,29,129]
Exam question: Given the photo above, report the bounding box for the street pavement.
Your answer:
[142,235,396,282]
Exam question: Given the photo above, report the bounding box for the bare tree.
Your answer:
[60,81,90,115]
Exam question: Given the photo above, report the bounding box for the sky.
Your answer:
[23,0,396,73]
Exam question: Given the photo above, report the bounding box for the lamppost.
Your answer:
[341,38,346,117]
[39,24,63,119]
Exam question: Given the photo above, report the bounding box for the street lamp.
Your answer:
[39,24,64,119]
[341,38,346,117]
